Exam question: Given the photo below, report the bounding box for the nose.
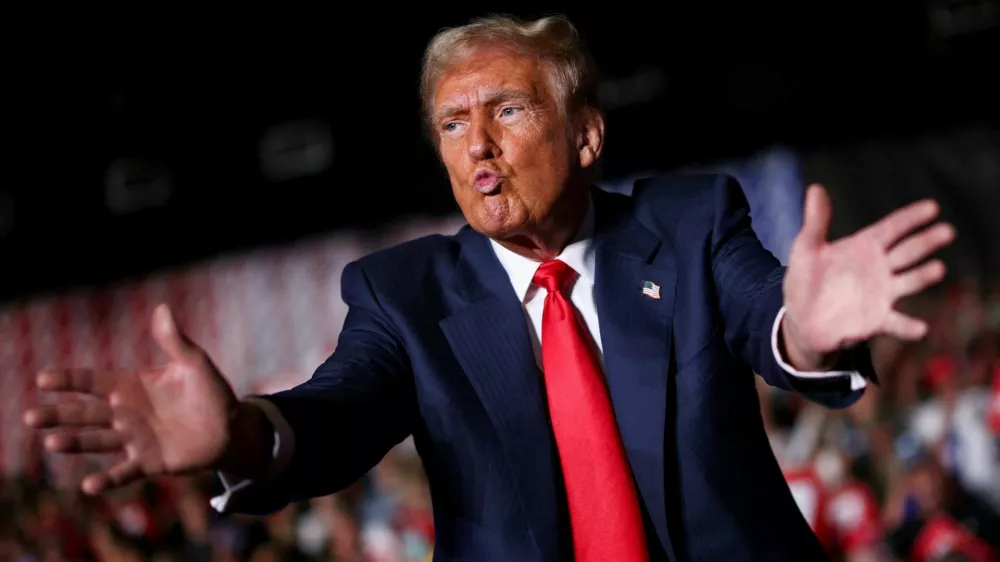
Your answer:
[466,117,501,162]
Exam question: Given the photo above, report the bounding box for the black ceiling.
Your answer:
[3,2,997,302]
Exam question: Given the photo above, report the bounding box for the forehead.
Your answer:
[433,48,552,112]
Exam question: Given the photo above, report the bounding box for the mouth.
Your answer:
[472,169,502,195]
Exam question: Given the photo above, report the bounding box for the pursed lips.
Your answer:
[472,168,502,194]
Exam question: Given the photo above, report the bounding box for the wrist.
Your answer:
[217,401,275,479]
[780,314,841,371]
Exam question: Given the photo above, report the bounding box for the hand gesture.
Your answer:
[23,305,240,495]
[782,185,955,368]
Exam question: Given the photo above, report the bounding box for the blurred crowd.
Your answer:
[770,280,1000,561]
[0,441,433,562]
[0,281,998,562]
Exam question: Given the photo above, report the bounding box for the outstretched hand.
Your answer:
[781,185,955,370]
[23,305,240,495]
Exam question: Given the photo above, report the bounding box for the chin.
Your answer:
[470,220,516,240]
[468,201,528,239]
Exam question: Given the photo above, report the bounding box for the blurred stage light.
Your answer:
[928,0,999,36]
[258,119,334,182]
[103,158,173,215]
[598,67,667,111]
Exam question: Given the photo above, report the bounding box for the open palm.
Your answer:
[782,185,955,364]
[23,305,239,495]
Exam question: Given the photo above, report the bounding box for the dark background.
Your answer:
[4,1,997,302]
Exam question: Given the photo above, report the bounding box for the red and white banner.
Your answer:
[0,216,466,482]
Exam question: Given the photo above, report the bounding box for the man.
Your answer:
[24,15,955,562]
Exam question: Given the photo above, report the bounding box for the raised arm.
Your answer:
[709,175,952,408]
[23,260,416,513]
[236,260,416,510]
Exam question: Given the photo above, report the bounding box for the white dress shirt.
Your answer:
[212,196,865,511]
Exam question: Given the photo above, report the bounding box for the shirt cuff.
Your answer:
[771,306,867,392]
[209,397,296,513]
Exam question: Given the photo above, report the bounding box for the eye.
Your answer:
[499,106,521,118]
[442,121,466,135]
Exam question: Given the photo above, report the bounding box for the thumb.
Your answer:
[151,304,200,363]
[799,184,832,248]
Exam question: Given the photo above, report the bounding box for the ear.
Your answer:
[575,107,605,170]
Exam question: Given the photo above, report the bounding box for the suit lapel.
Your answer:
[438,228,562,562]
[593,188,678,555]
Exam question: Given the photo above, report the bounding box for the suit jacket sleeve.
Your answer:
[708,174,874,409]
[223,259,416,514]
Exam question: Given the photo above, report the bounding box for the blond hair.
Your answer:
[420,15,599,137]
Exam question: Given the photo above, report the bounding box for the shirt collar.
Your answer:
[489,195,596,303]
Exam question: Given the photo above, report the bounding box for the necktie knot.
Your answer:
[533,260,577,294]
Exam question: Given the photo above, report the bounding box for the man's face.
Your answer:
[431,47,585,240]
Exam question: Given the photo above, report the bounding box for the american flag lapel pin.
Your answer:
[641,280,661,300]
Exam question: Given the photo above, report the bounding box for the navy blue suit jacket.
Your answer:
[234,174,876,561]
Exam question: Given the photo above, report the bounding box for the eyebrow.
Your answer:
[434,89,534,123]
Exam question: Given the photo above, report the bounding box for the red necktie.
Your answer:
[533,260,649,562]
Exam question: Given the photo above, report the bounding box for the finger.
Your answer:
[798,184,833,248]
[869,199,940,248]
[882,311,929,340]
[81,459,143,496]
[894,259,947,298]
[23,401,113,429]
[45,429,124,454]
[151,304,201,364]
[887,223,956,272]
[36,368,115,397]
[108,405,145,434]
